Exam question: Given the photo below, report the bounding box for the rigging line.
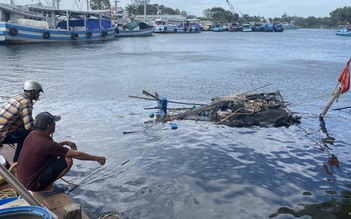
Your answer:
[66,123,169,193]
[290,92,332,107]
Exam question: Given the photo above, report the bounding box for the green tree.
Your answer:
[202,9,211,19]
[90,0,111,10]
[125,4,137,19]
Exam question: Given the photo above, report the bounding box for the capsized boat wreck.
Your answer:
[130,90,301,128]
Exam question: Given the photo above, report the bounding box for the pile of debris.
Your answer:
[129,90,301,128]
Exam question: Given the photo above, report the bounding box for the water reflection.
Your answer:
[319,117,340,181]
[269,185,351,218]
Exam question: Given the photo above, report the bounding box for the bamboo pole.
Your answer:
[320,87,341,118]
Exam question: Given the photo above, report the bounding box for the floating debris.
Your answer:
[130,90,301,128]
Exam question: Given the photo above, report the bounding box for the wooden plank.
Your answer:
[0,144,89,219]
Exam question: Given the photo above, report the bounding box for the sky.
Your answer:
[2,0,351,18]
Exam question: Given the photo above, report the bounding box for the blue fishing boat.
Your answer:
[336,25,351,36]
[264,23,274,32]
[274,23,284,32]
[252,23,264,32]
[0,2,116,44]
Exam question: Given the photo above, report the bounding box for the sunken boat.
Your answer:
[130,90,301,128]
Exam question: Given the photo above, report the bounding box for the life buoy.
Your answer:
[115,28,119,34]
[9,28,18,36]
[87,32,93,38]
[71,32,79,40]
[101,31,108,37]
[43,32,50,39]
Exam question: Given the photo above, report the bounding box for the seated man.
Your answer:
[17,112,106,195]
[0,80,43,162]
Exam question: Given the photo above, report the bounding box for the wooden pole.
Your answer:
[320,87,341,118]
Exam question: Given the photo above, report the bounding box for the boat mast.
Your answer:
[144,0,146,22]
[54,0,59,9]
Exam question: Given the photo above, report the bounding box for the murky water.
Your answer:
[1,29,351,219]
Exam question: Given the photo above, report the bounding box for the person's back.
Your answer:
[0,80,43,161]
[0,93,34,141]
[17,129,68,191]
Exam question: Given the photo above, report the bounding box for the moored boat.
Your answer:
[0,2,116,44]
[153,18,174,33]
[252,23,264,32]
[153,18,201,33]
[274,23,284,32]
[212,23,224,32]
[336,25,351,36]
[263,23,274,32]
[115,21,154,37]
[242,23,252,32]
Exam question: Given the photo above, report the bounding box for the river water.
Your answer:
[1,29,351,219]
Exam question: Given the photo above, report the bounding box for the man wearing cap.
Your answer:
[17,112,106,195]
[0,80,43,162]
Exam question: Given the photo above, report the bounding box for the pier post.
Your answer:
[320,87,341,118]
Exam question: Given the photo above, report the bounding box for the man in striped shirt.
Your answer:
[0,80,43,162]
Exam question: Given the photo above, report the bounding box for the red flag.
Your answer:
[338,58,351,94]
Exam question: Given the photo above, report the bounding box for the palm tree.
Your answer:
[90,0,111,10]
[125,4,137,20]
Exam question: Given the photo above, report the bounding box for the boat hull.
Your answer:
[0,22,116,44]
[154,24,201,33]
[115,28,154,37]
[336,28,351,36]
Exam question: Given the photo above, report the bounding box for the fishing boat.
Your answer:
[173,19,201,33]
[242,23,252,32]
[0,2,116,44]
[212,23,224,32]
[274,23,284,32]
[251,23,264,32]
[263,23,274,32]
[336,25,351,36]
[153,18,201,33]
[153,18,172,33]
[115,21,154,37]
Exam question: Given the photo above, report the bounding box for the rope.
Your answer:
[291,90,338,107]
[0,188,17,199]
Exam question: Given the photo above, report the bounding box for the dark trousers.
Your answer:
[2,130,31,162]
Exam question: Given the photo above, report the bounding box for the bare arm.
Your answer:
[58,141,77,150]
[65,149,106,165]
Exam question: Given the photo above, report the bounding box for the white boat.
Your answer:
[153,18,174,33]
[153,18,201,33]
[0,2,117,44]
[242,23,252,32]
[115,21,154,37]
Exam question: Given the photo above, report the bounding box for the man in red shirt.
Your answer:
[17,112,106,195]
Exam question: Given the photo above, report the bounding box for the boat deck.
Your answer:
[0,144,89,219]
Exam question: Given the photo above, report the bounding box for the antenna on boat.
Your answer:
[144,0,146,22]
